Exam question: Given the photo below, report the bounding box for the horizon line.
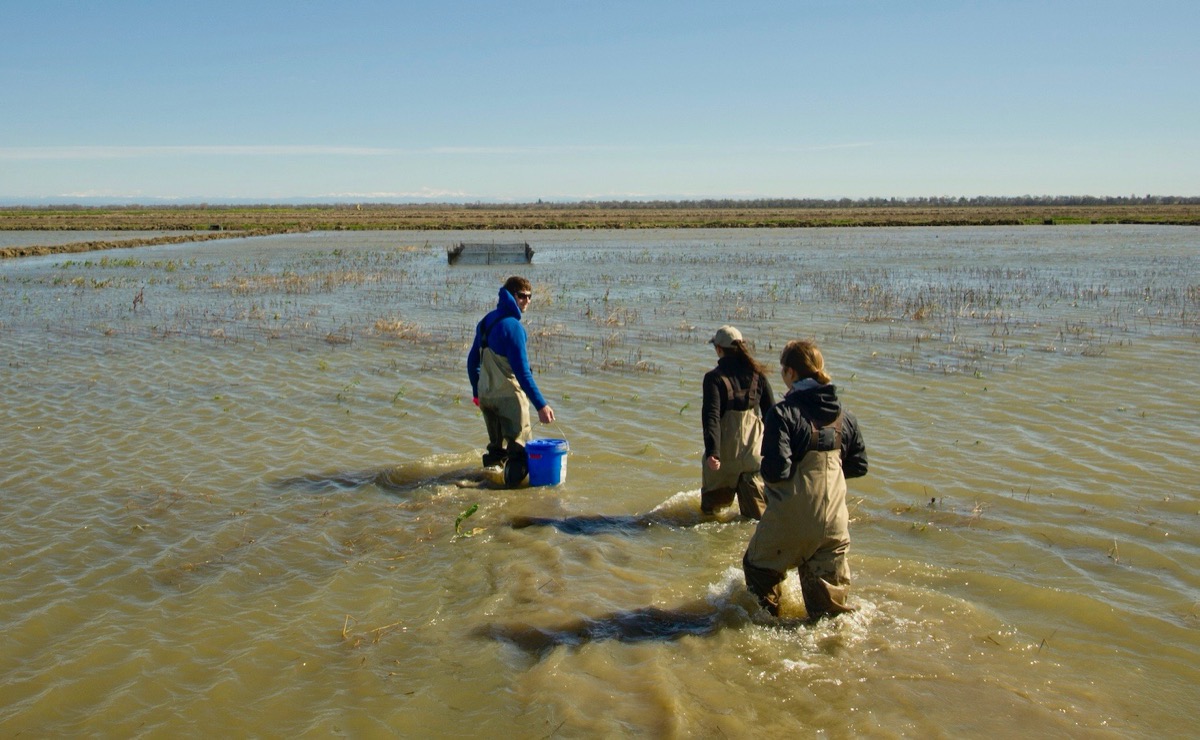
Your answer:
[3,194,1198,207]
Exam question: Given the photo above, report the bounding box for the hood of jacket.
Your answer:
[494,286,523,321]
[787,382,842,425]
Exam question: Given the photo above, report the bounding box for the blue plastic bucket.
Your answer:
[526,438,569,487]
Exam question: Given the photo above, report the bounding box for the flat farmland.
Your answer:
[2,202,1198,258]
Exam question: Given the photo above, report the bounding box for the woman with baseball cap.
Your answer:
[700,325,775,519]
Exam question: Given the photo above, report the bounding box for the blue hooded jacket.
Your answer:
[466,287,548,410]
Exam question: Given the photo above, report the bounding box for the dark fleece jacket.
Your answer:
[760,382,867,483]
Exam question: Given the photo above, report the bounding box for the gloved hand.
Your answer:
[472,397,479,407]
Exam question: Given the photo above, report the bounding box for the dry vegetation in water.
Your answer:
[6,229,1195,384]
[3,200,1200,259]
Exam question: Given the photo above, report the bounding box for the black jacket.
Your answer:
[760,382,867,483]
[701,356,775,459]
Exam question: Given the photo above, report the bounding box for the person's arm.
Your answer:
[757,374,775,416]
[701,372,722,460]
[466,324,483,399]
[501,321,548,409]
[759,405,796,483]
[840,411,868,479]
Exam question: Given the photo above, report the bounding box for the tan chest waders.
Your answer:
[701,374,766,518]
[742,413,854,618]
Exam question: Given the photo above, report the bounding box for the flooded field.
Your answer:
[0,230,196,249]
[2,226,1197,736]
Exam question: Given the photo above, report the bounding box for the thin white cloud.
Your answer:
[718,142,877,154]
[0,145,402,160]
[58,189,152,198]
[0,142,870,160]
[797,141,876,152]
[0,144,626,160]
[425,145,628,155]
[321,188,471,200]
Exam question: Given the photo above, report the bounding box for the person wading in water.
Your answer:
[467,276,555,487]
[742,339,868,619]
[700,325,775,519]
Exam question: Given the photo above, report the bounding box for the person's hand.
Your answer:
[472,397,479,407]
[538,405,555,424]
[705,455,721,471]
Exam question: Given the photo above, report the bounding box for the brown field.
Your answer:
[2,202,1198,259]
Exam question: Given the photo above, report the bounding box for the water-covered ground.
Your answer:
[2,226,1197,736]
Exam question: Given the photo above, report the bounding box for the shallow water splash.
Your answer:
[2,227,1198,736]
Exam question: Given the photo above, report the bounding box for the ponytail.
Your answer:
[780,340,831,384]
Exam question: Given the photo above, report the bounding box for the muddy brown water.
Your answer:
[2,226,1197,736]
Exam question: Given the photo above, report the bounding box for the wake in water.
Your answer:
[475,571,763,656]
[509,489,746,534]
[274,454,504,495]
[476,568,872,658]
[474,602,730,654]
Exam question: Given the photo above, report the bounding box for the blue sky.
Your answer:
[2,0,1197,203]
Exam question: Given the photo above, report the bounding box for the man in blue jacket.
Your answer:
[467,276,556,486]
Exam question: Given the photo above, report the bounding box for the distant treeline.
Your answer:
[6,195,1199,212]
[529,195,1200,210]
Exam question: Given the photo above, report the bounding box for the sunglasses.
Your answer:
[515,292,532,300]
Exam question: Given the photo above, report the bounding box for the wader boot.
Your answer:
[481,441,507,469]
[502,443,528,488]
[800,576,855,620]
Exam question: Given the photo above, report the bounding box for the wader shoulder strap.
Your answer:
[718,373,762,410]
[806,412,844,451]
[477,315,501,351]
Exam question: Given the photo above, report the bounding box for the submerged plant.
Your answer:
[454,503,480,538]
